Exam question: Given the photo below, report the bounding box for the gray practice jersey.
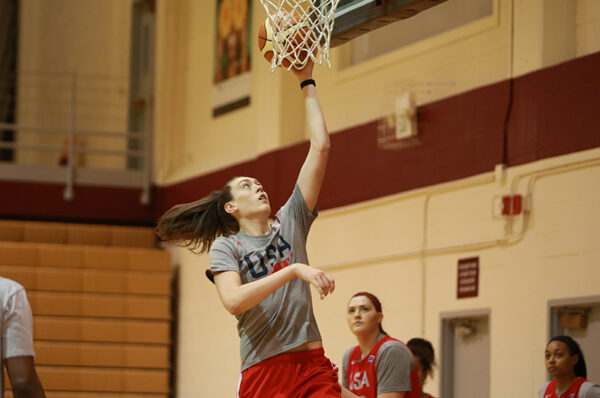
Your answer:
[539,380,600,398]
[0,277,36,398]
[342,333,414,394]
[210,184,321,371]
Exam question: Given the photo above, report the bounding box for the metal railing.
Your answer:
[0,71,152,205]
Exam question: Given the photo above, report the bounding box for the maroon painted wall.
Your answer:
[157,52,600,217]
[156,79,510,217]
[0,181,156,225]
[2,52,599,225]
[507,52,600,165]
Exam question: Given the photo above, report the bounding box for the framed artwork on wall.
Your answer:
[213,0,252,116]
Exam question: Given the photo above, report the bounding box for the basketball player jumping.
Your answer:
[156,59,343,397]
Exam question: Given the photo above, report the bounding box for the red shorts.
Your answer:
[238,348,342,398]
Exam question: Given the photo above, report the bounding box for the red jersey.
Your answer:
[345,335,422,398]
[543,378,587,398]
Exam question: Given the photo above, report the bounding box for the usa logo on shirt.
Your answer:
[368,355,375,363]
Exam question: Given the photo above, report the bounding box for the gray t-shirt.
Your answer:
[210,184,321,371]
[538,380,600,398]
[0,277,36,398]
[342,333,414,394]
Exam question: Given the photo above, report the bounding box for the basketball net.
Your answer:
[259,0,341,70]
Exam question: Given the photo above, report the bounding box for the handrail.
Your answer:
[0,142,63,152]
[0,141,146,157]
[0,71,152,205]
[0,122,146,139]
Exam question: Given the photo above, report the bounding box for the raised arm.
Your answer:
[292,61,330,212]
[214,263,335,315]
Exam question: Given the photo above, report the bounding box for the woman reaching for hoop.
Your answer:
[157,59,341,397]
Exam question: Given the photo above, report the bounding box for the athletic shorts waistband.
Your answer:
[256,347,326,366]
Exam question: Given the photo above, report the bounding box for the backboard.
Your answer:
[331,0,448,47]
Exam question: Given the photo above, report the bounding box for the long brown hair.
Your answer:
[407,337,437,380]
[156,181,239,254]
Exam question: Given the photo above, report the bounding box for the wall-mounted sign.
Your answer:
[457,257,479,299]
[213,0,252,116]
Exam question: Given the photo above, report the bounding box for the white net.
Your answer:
[258,0,341,70]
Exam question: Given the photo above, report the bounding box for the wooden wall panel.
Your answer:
[1,225,173,396]
[34,317,171,344]
[34,342,169,369]
[28,292,170,320]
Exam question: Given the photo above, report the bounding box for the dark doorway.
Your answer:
[128,0,155,170]
[0,0,18,161]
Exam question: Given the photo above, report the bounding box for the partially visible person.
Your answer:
[341,292,421,398]
[407,338,436,398]
[1,277,46,398]
[539,335,600,398]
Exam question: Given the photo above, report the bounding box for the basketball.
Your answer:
[257,12,313,69]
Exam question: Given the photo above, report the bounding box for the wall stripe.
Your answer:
[2,52,599,224]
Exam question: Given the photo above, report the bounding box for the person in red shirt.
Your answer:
[407,338,436,398]
[539,335,600,398]
[341,292,421,398]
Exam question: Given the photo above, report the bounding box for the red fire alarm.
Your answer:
[501,194,522,215]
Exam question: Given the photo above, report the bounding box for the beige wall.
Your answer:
[576,0,600,57]
[155,0,510,184]
[13,0,600,174]
[17,0,131,168]
[15,0,600,396]
[154,1,306,185]
[154,0,600,185]
[172,147,600,397]
[314,147,600,398]
[165,1,600,397]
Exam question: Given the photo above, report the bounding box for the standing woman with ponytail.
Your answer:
[540,336,600,398]
[157,60,342,398]
[406,338,436,398]
[342,292,421,398]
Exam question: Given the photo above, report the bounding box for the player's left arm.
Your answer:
[376,343,413,398]
[291,60,330,212]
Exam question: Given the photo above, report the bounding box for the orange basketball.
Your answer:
[257,12,313,69]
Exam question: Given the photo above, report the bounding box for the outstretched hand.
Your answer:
[292,59,314,83]
[293,263,335,299]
